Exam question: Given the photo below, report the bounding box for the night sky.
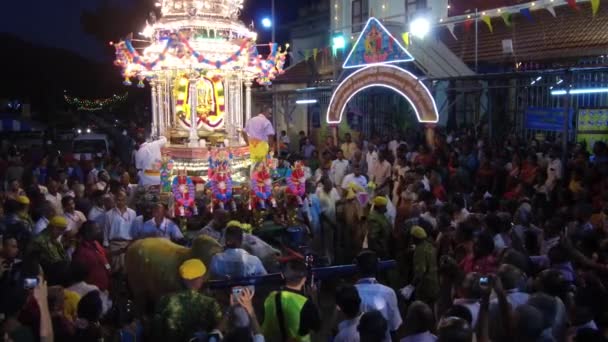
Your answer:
[0,0,300,62]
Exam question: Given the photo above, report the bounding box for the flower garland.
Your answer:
[251,162,272,202]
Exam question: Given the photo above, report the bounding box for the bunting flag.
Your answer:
[501,12,512,27]
[482,15,493,32]
[402,32,410,47]
[592,0,600,16]
[464,19,474,32]
[546,6,557,17]
[447,23,458,40]
[520,8,534,22]
[567,0,579,11]
[313,48,319,61]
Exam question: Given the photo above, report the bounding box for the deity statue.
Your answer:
[208,150,234,211]
[172,168,197,218]
[285,161,306,206]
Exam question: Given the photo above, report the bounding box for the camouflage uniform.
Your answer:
[366,210,391,259]
[412,240,439,304]
[153,290,222,341]
[28,229,67,268]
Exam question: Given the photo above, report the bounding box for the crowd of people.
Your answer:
[1,124,608,342]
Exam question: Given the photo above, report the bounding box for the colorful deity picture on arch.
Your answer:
[174,73,225,131]
[343,18,414,69]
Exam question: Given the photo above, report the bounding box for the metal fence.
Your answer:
[437,68,608,142]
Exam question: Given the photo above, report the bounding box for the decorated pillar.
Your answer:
[150,80,159,137]
[227,78,238,145]
[234,77,245,146]
[167,73,175,130]
[245,80,253,122]
[188,75,199,147]
[157,79,165,136]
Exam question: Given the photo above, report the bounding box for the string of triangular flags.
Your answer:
[401,0,600,45]
[296,43,351,61]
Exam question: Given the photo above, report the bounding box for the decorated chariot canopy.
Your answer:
[114,0,288,87]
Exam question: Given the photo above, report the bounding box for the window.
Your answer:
[351,0,369,33]
[406,0,427,16]
[416,0,427,9]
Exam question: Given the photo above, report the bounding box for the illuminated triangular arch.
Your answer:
[343,17,414,69]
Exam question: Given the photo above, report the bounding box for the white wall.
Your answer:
[332,0,448,36]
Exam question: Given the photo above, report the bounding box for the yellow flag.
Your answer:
[592,0,600,16]
[482,15,493,33]
[313,48,319,61]
[402,32,410,47]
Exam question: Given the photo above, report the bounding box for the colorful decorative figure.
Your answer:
[285,161,306,206]
[172,169,197,218]
[250,161,275,210]
[160,159,175,193]
[208,151,234,211]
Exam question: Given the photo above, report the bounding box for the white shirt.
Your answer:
[334,315,361,342]
[341,174,368,191]
[316,186,341,223]
[366,151,378,178]
[244,114,275,142]
[34,217,49,235]
[546,158,563,184]
[356,278,403,333]
[45,192,63,215]
[388,140,400,158]
[135,218,184,241]
[103,207,136,246]
[330,159,350,187]
[64,211,87,234]
[88,206,106,227]
[135,136,167,171]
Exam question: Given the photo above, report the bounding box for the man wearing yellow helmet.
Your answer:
[153,258,221,341]
[27,216,69,269]
[366,196,391,259]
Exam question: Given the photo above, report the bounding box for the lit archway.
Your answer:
[326,64,439,124]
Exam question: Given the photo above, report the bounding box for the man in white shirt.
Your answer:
[330,150,350,188]
[209,225,267,280]
[544,147,563,192]
[88,191,108,227]
[135,135,168,186]
[242,106,275,163]
[34,201,56,235]
[354,251,402,340]
[103,190,136,274]
[366,146,378,179]
[45,179,63,215]
[341,164,368,194]
[334,285,363,342]
[133,203,184,242]
[63,196,87,236]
